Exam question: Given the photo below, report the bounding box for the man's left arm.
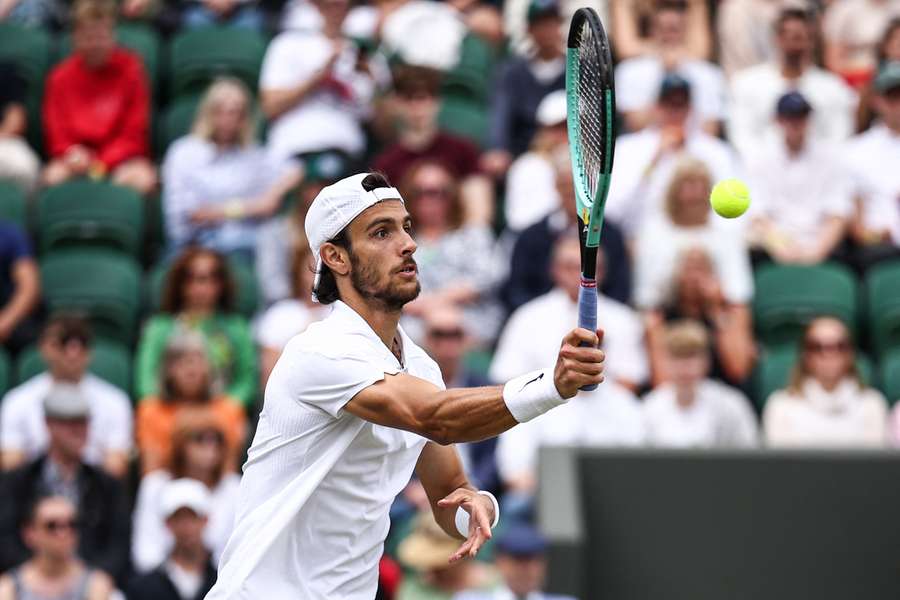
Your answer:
[415,441,498,563]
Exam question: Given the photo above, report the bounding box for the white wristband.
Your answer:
[502,368,566,423]
[454,491,501,537]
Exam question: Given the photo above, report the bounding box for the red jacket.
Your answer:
[43,47,150,170]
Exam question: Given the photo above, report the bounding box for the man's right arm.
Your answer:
[344,328,604,445]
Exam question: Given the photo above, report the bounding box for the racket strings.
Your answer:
[574,22,609,202]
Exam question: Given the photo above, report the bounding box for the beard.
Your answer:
[349,251,421,312]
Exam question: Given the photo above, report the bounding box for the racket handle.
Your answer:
[577,277,599,392]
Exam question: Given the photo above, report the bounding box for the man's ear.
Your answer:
[321,243,350,276]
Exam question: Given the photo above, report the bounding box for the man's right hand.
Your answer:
[553,328,605,398]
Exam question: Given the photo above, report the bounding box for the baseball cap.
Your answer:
[776,91,812,117]
[658,73,691,100]
[495,523,548,557]
[160,478,211,518]
[874,61,900,93]
[527,0,559,23]
[536,90,567,127]
[43,384,90,420]
[305,173,404,297]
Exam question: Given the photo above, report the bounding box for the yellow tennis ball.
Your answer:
[710,178,751,219]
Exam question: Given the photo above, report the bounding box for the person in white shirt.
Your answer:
[764,316,888,447]
[728,7,857,162]
[747,91,852,265]
[605,73,741,237]
[259,0,378,160]
[846,62,900,268]
[0,314,132,478]
[616,1,727,135]
[204,172,605,600]
[492,235,648,392]
[642,319,759,448]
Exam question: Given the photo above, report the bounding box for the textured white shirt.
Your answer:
[633,215,754,309]
[496,381,644,483]
[845,123,900,244]
[616,56,728,123]
[642,379,759,448]
[504,151,560,232]
[489,288,649,388]
[605,127,742,236]
[0,372,133,465]
[763,378,889,448]
[747,139,852,248]
[205,301,443,600]
[133,471,240,573]
[728,62,857,161]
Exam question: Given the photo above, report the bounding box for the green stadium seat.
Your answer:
[14,339,132,396]
[753,263,858,349]
[57,23,162,94]
[37,180,144,256]
[155,95,201,158]
[864,259,900,356]
[878,348,900,406]
[438,97,488,147]
[441,33,500,104]
[0,347,9,396]
[168,28,266,99]
[145,256,259,319]
[753,344,873,410]
[0,24,53,154]
[40,249,142,345]
[0,181,27,227]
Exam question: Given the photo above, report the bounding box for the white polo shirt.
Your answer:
[845,123,900,244]
[205,301,443,600]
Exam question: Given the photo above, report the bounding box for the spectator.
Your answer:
[494,236,648,392]
[398,160,503,347]
[823,0,900,89]
[764,316,888,447]
[846,61,900,269]
[136,247,257,409]
[0,62,39,193]
[611,0,711,61]
[642,320,759,448]
[616,1,727,135]
[455,524,576,600]
[125,480,217,600]
[716,0,783,79]
[396,512,498,600]
[747,92,851,265]
[162,78,303,260]
[135,331,246,474]
[0,496,114,600]
[132,409,240,574]
[503,89,568,232]
[504,147,631,311]
[482,0,565,178]
[180,0,263,30]
[0,386,130,580]
[502,0,608,57]
[260,0,378,160]
[728,8,857,162]
[1,315,132,478]
[41,0,156,196]
[255,245,328,389]
[0,218,40,355]
[605,74,740,237]
[855,17,900,131]
[374,66,493,227]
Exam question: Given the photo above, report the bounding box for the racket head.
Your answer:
[566,7,616,253]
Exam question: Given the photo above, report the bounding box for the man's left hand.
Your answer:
[437,488,495,563]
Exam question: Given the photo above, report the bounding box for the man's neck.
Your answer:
[170,546,208,573]
[534,46,561,61]
[674,384,697,408]
[47,449,80,479]
[780,57,808,80]
[400,125,438,151]
[341,297,402,353]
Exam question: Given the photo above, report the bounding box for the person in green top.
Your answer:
[136,247,258,409]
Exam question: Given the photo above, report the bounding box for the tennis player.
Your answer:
[205,172,605,600]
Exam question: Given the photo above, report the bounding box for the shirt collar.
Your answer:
[331,301,410,369]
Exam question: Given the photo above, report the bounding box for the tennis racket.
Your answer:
[566,7,616,391]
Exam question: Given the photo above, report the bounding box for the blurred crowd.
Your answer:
[1,0,900,598]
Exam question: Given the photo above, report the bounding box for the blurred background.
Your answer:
[0,0,900,598]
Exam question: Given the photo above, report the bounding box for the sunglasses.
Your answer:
[428,328,464,340]
[39,518,79,533]
[189,430,225,445]
[804,339,851,354]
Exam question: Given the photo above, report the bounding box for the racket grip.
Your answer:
[577,277,599,392]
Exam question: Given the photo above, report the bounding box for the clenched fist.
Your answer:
[553,328,605,398]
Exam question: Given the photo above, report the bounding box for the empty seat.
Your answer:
[15,339,132,395]
[864,259,900,356]
[168,28,266,99]
[438,97,488,147]
[37,180,144,256]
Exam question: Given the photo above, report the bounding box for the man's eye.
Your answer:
[373,229,388,238]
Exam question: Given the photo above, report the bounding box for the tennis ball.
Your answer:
[710,179,750,218]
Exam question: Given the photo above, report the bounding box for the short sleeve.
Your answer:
[0,224,33,262]
[285,349,396,418]
[0,392,27,451]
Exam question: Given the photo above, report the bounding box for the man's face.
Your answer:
[668,352,709,387]
[399,90,439,131]
[496,554,547,597]
[24,498,79,561]
[46,416,89,462]
[657,91,691,127]
[777,18,813,67]
[343,201,420,311]
[41,332,91,382]
[424,312,467,371]
[653,9,685,46]
[315,0,349,29]
[529,16,563,55]
[73,18,116,68]
[874,87,900,131]
[777,114,809,149]
[166,507,208,550]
